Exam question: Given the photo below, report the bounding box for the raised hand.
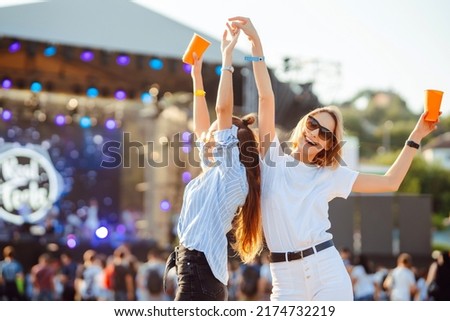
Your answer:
[410,111,440,142]
[221,22,240,55]
[228,16,258,41]
[191,52,203,80]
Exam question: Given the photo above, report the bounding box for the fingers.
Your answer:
[230,21,245,30]
[228,16,249,23]
[222,28,228,41]
[226,22,235,35]
[192,51,203,66]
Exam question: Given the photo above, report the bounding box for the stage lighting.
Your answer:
[95,226,109,239]
[215,65,222,76]
[182,63,192,74]
[80,50,94,62]
[79,116,91,128]
[44,45,57,57]
[160,200,171,212]
[67,238,77,249]
[116,54,130,66]
[55,114,66,126]
[86,87,99,98]
[181,131,191,142]
[141,92,152,104]
[8,40,21,53]
[66,234,77,249]
[114,89,126,100]
[149,58,163,70]
[1,109,12,121]
[1,78,12,89]
[30,81,42,93]
[105,119,116,130]
[182,171,192,184]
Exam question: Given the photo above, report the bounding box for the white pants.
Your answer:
[270,246,353,301]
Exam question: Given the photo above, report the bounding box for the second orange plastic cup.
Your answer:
[424,89,444,121]
[182,33,211,65]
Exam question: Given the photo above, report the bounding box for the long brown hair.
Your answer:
[231,114,263,263]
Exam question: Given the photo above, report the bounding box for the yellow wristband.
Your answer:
[194,89,206,97]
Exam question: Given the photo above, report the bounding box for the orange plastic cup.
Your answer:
[424,89,444,121]
[182,33,211,65]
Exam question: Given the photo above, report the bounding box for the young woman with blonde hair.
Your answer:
[230,16,439,301]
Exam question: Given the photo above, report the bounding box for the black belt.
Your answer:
[163,249,176,293]
[269,239,334,263]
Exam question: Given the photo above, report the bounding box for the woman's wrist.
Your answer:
[408,132,423,144]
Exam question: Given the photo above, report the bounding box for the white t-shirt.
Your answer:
[351,265,375,299]
[389,267,416,301]
[261,135,358,252]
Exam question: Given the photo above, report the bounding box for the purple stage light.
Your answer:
[114,89,126,100]
[2,110,12,121]
[116,54,130,66]
[66,234,77,248]
[160,200,171,212]
[80,50,94,62]
[55,114,66,126]
[8,41,21,53]
[116,224,126,234]
[1,78,12,89]
[182,63,192,74]
[105,119,116,130]
[181,131,191,142]
[181,171,192,184]
[67,238,77,249]
[182,145,191,154]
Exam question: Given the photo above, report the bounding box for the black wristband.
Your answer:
[406,140,420,149]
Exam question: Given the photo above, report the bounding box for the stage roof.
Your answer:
[0,0,247,64]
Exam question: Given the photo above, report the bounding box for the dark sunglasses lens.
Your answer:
[308,116,333,141]
[306,117,319,130]
[318,129,334,141]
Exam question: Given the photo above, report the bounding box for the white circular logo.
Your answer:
[0,144,63,225]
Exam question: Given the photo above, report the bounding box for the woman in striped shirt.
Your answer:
[170,24,262,301]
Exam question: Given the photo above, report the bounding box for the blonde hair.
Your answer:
[288,105,344,168]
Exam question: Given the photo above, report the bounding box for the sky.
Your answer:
[2,0,449,114]
[133,0,450,114]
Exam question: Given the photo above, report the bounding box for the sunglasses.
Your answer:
[306,115,336,142]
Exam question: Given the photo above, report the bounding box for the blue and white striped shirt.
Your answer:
[177,125,248,285]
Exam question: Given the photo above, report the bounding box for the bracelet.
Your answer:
[194,89,206,97]
[221,66,234,73]
[406,140,420,149]
[245,56,265,62]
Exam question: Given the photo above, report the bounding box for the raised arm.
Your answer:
[215,24,240,130]
[352,112,439,193]
[191,52,210,139]
[229,16,276,156]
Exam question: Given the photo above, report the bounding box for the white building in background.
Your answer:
[422,133,450,170]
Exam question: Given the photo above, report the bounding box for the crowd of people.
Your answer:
[1,244,449,301]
